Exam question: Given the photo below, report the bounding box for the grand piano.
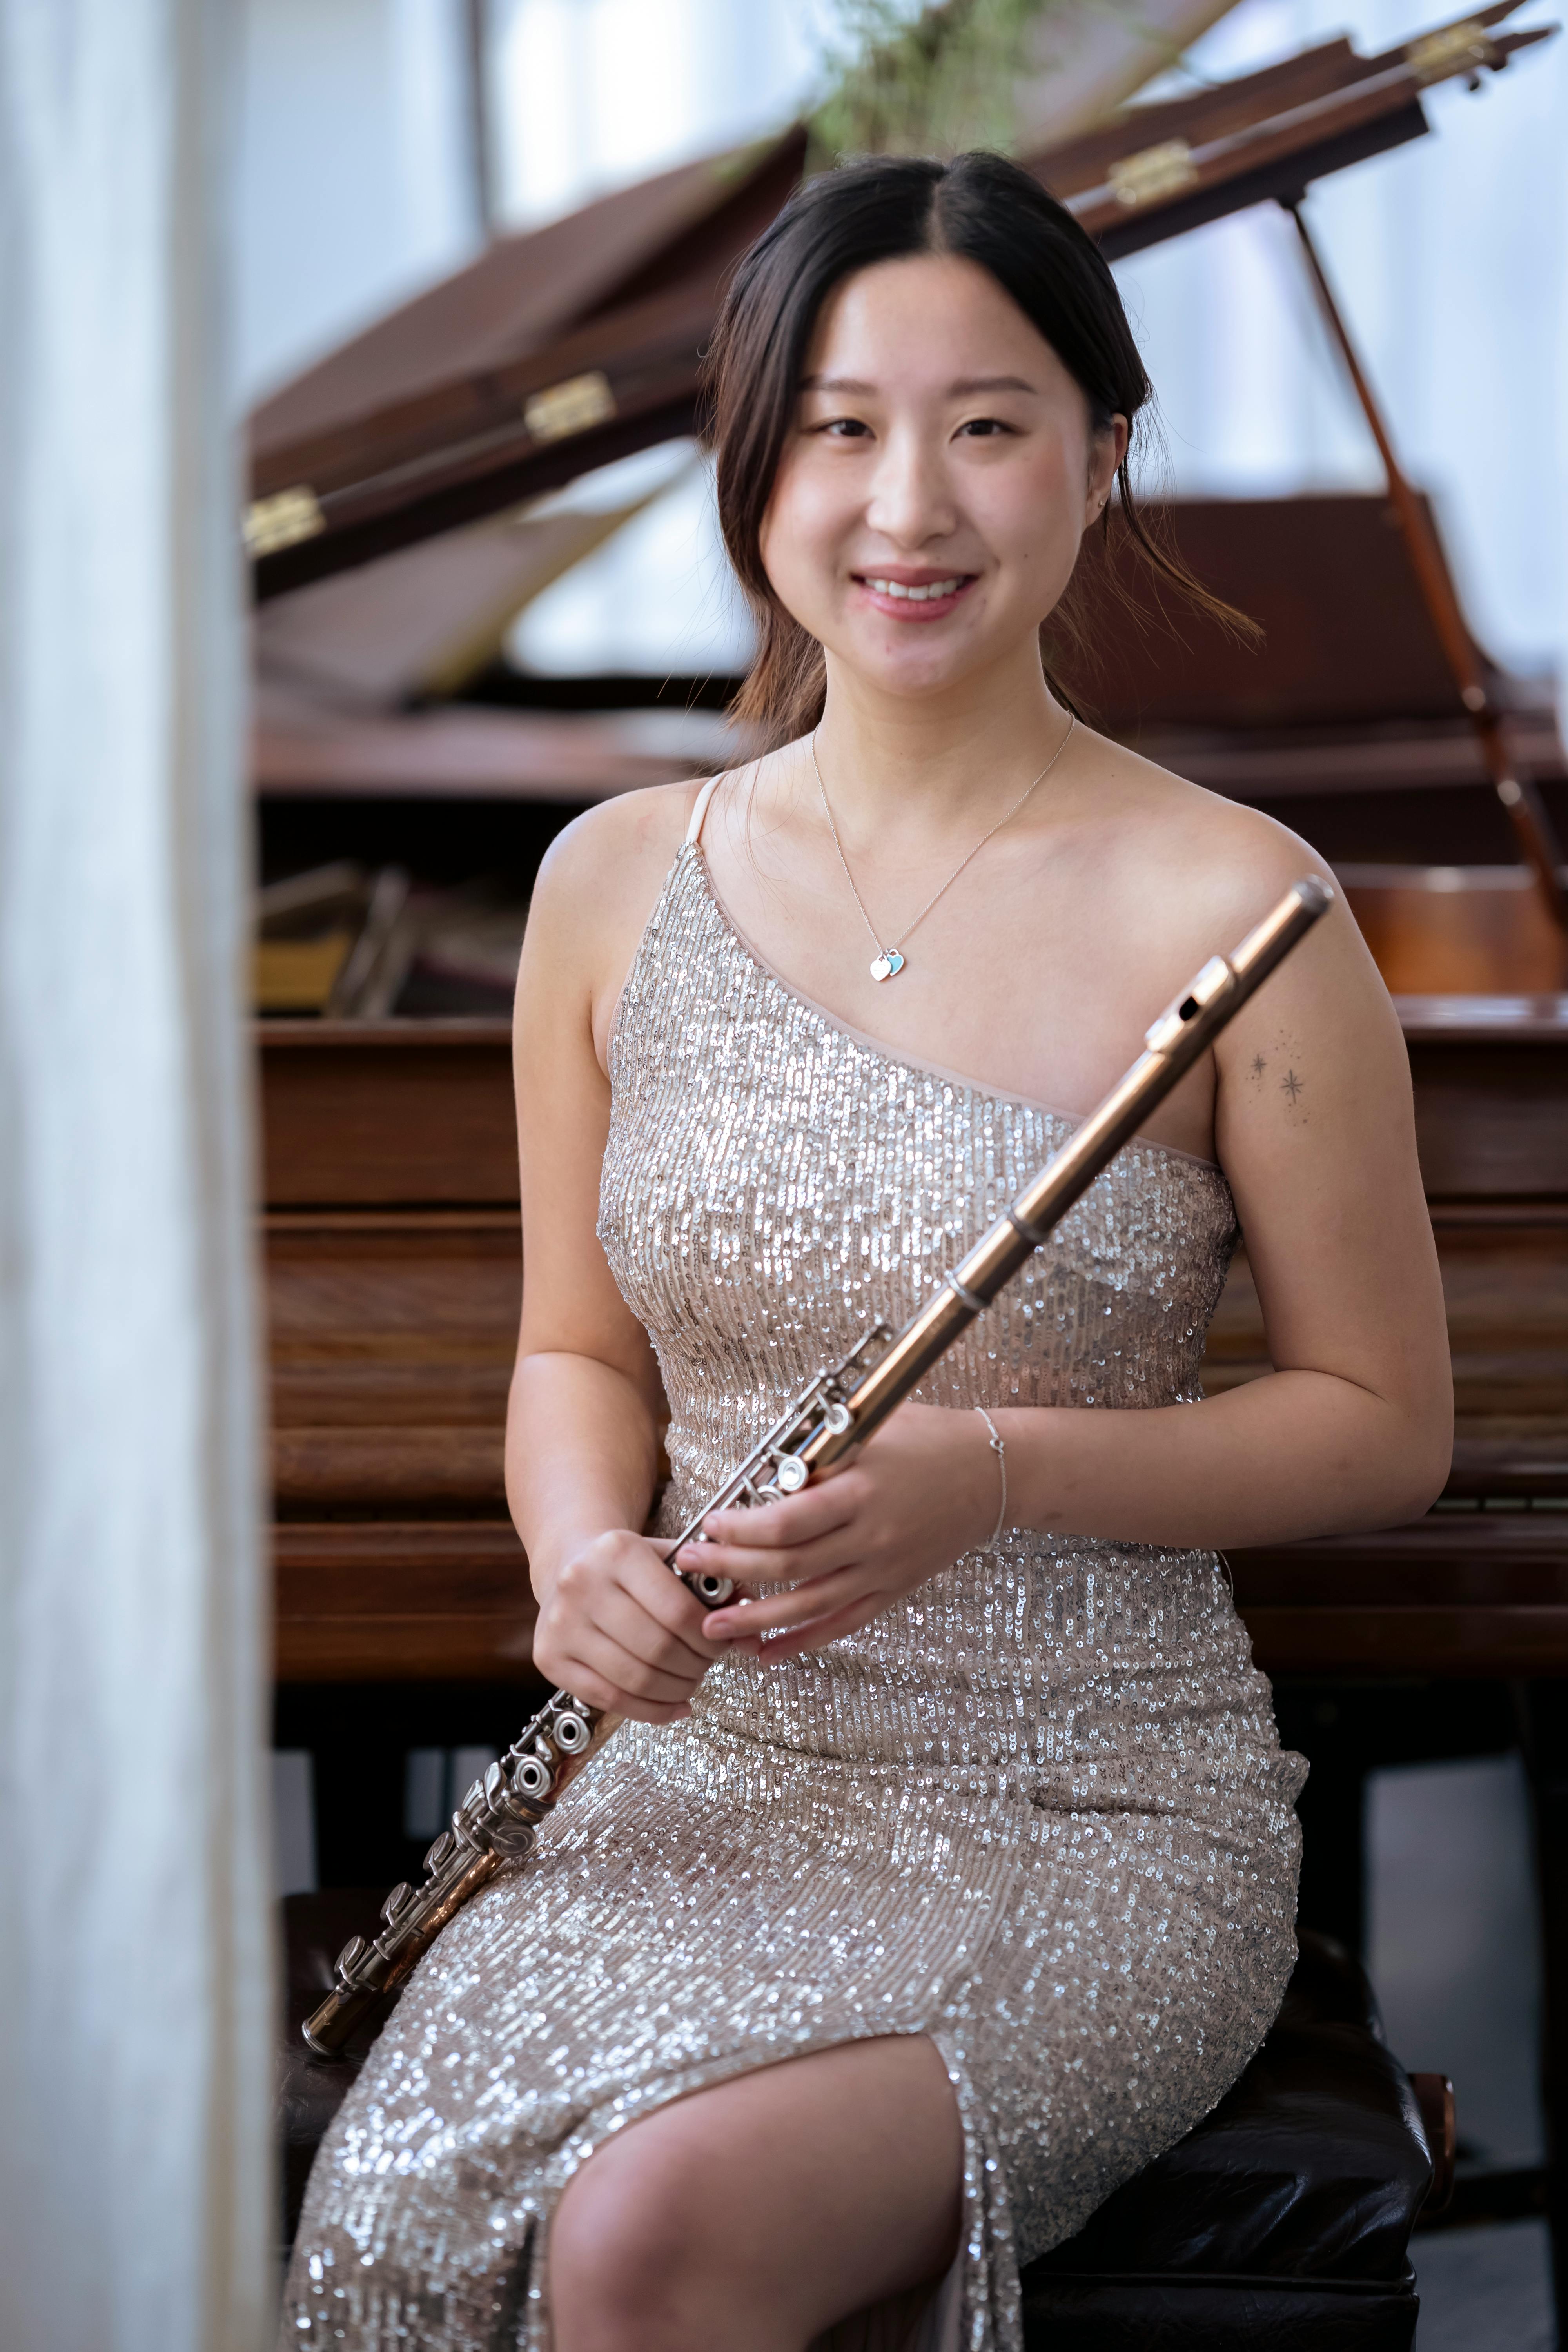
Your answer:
[254,0,1568,2272]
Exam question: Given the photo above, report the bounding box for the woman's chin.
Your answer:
[829,628,1023,704]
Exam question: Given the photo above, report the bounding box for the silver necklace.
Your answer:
[811,716,1076,982]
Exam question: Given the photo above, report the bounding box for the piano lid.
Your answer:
[246,2,1555,602]
[1027,0,1554,257]
[1062,494,1567,851]
[250,134,806,491]
[1077,493,1537,739]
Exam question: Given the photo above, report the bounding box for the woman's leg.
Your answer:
[550,2032,964,2352]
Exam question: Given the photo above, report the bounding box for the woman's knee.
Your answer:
[551,2138,735,2350]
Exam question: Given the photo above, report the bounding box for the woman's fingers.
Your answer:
[613,1551,721,1663]
[698,1479,860,1554]
[675,1523,863,1589]
[592,1584,712,1680]
[546,1624,701,1717]
[535,1530,714,1717]
[702,1563,871,1642]
[533,1648,690,1722]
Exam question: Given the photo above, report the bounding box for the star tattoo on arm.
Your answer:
[1281,1068,1303,1105]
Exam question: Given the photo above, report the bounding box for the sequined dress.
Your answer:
[283,786,1306,2352]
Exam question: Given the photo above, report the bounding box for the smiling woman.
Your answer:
[713,152,1248,744]
[283,153,1452,2352]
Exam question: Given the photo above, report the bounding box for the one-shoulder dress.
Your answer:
[282,783,1306,2352]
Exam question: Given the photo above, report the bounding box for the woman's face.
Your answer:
[759,252,1127,704]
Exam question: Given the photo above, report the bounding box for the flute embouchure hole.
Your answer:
[1178,996,1199,1019]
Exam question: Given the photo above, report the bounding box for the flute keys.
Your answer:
[423,1830,456,1874]
[774,1456,808,1492]
[511,1755,552,1800]
[486,1818,537,1859]
[379,1882,414,1927]
[552,1711,592,1754]
[824,1402,852,1434]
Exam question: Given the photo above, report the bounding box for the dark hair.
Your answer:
[704,150,1250,749]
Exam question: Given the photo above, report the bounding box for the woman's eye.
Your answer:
[818,417,872,439]
[958,417,1014,438]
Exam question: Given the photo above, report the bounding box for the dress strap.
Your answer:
[685,773,723,847]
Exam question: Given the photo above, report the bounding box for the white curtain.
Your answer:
[0,6,272,2352]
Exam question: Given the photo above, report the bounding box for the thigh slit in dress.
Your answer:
[282,791,1306,2352]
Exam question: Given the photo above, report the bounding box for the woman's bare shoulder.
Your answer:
[1083,731,1335,933]
[522,779,706,967]
[534,778,703,906]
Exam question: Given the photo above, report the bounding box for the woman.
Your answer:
[283,152,1450,2352]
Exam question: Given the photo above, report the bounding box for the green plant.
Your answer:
[810,0,1067,163]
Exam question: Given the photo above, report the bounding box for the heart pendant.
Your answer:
[869,949,906,982]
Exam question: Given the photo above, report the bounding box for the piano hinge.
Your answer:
[1405,18,1501,85]
[244,484,325,559]
[1108,138,1200,211]
[523,369,617,444]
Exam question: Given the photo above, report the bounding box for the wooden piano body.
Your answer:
[264,998,1568,1687]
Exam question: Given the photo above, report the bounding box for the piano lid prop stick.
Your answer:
[1284,198,1568,943]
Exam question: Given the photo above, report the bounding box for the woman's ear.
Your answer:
[1087,414,1129,523]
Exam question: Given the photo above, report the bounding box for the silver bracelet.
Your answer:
[973,1406,1007,1552]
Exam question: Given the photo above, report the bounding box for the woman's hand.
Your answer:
[676,1402,1002,1661]
[532,1529,718,1723]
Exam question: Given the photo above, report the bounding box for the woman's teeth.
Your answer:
[863,576,966,601]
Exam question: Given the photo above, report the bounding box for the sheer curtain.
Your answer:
[0,5,271,2351]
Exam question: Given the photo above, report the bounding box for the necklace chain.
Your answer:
[811,716,1076,980]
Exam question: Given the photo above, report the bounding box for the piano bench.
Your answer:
[1019,1931,1442,2349]
[280,1901,1441,2350]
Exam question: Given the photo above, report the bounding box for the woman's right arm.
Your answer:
[504,793,715,1723]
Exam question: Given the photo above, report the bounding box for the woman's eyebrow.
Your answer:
[799,373,1038,396]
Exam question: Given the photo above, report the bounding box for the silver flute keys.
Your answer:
[301,1331,894,2055]
[301,875,1332,2060]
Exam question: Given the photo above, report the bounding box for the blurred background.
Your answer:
[237,0,1564,687]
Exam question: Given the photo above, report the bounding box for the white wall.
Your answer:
[236,0,481,401]
[489,0,837,227]
[1114,0,1566,682]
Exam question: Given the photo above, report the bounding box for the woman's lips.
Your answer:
[851,572,976,622]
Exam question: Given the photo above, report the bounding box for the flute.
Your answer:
[303,875,1332,2059]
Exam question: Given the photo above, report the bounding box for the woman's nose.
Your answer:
[864,427,957,547]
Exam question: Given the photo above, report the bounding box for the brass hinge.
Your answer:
[523,369,617,444]
[1406,17,1500,83]
[1108,137,1200,210]
[244,484,325,558]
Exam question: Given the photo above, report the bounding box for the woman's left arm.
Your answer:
[682,874,1452,1659]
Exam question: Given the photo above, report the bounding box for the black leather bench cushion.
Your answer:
[1018,2274,1418,2351]
[1020,1932,1431,2289]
